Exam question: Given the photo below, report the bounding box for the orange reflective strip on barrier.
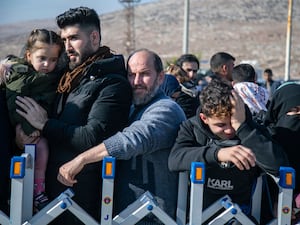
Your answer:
[195,167,202,181]
[14,162,22,175]
[105,162,113,176]
[285,173,293,186]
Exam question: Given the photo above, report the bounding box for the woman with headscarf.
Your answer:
[264,82,300,222]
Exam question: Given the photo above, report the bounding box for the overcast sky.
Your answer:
[0,0,157,25]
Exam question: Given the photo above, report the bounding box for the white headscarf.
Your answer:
[233,82,269,114]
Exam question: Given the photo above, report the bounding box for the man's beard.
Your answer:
[69,60,77,70]
[133,79,160,106]
[68,41,94,70]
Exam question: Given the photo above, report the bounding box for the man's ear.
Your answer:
[199,113,208,124]
[158,71,165,85]
[221,64,227,74]
[90,30,100,46]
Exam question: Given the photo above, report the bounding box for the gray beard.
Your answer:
[133,85,160,106]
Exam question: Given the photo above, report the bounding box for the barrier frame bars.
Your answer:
[274,166,295,225]
[189,162,205,225]
[101,156,116,225]
[10,144,35,225]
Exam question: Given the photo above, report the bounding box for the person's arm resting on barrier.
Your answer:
[58,143,109,186]
[58,99,185,186]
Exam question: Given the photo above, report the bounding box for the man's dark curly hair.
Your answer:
[200,78,233,118]
[56,7,100,35]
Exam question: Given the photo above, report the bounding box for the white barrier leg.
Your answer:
[189,162,205,225]
[101,157,116,225]
[9,144,35,225]
[274,167,295,225]
[176,172,189,225]
[0,210,9,224]
[113,191,177,225]
[24,189,99,225]
[207,198,256,225]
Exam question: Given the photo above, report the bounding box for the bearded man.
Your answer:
[57,49,186,224]
[15,7,132,224]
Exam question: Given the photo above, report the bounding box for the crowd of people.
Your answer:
[0,6,299,225]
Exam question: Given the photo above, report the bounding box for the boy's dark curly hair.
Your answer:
[200,78,233,118]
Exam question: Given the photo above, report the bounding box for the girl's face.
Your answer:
[26,42,60,73]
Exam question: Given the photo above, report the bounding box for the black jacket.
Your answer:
[168,107,289,210]
[0,89,12,213]
[43,55,132,224]
[175,81,200,118]
[264,82,300,193]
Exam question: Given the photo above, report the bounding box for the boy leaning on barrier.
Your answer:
[168,78,289,224]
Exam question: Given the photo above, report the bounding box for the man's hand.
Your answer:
[57,143,109,186]
[15,96,48,130]
[230,90,246,130]
[57,157,84,187]
[217,145,256,170]
[287,106,300,116]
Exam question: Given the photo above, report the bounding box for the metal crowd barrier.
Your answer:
[0,145,295,224]
[176,162,295,225]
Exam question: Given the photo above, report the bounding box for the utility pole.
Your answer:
[182,0,190,54]
[119,0,141,56]
[284,0,293,81]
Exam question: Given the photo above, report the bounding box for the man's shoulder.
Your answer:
[152,96,183,110]
[143,95,186,120]
[89,55,126,78]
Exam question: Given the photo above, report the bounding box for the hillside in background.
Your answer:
[1,0,300,80]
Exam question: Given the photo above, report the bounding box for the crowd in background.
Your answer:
[0,6,299,225]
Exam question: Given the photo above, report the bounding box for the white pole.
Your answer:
[284,0,293,81]
[183,0,190,54]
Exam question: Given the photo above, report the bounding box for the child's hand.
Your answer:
[29,130,41,137]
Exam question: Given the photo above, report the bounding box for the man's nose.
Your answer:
[65,39,72,51]
[133,74,142,85]
[188,71,195,78]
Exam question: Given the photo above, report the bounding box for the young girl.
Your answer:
[0,29,65,211]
